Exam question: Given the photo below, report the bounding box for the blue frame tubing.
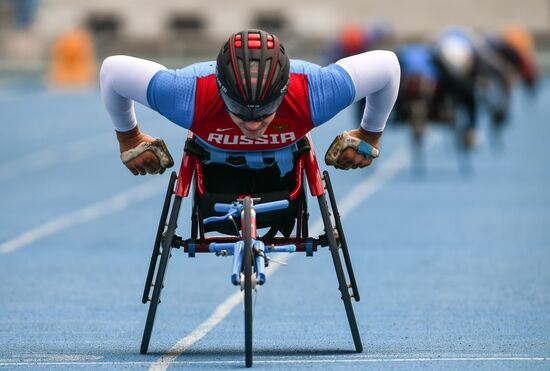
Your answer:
[203,197,293,367]
[203,199,290,288]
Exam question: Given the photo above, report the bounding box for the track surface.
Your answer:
[0,79,549,370]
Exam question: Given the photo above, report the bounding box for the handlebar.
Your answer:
[255,200,289,213]
[203,199,289,225]
[202,214,234,224]
[214,203,234,213]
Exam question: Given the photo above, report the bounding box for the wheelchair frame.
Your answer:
[139,135,363,366]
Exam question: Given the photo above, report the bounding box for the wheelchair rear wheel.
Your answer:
[142,172,177,304]
[243,196,254,367]
[318,189,363,353]
[140,194,182,354]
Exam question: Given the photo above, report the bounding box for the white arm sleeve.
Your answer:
[100,55,167,132]
[336,50,400,132]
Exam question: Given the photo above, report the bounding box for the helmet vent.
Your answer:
[249,60,259,98]
[237,58,249,98]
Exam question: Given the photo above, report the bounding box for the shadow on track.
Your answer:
[155,348,357,357]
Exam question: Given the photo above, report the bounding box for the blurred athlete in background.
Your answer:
[324,22,394,123]
[432,27,508,148]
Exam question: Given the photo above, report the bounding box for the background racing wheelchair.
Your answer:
[139,133,363,367]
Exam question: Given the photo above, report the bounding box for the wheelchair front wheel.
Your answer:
[243,197,254,367]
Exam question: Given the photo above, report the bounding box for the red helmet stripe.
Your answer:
[229,34,247,101]
[260,35,279,101]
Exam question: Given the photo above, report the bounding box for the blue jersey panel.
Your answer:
[146,61,216,129]
[290,60,355,126]
[147,59,354,128]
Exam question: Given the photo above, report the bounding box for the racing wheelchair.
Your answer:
[139,134,363,367]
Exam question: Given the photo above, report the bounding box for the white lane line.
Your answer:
[0,178,165,254]
[148,136,433,371]
[149,290,243,371]
[0,356,547,366]
[0,133,113,182]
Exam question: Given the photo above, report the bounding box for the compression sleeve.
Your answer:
[100,55,167,132]
[336,50,400,132]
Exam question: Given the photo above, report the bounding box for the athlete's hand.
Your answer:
[116,126,163,176]
[334,128,382,170]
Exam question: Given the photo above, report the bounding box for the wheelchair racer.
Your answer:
[432,27,508,148]
[100,29,400,176]
[487,25,539,92]
[323,23,394,124]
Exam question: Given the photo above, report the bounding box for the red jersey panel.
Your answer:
[190,73,314,151]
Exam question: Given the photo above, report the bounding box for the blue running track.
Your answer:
[0,78,549,370]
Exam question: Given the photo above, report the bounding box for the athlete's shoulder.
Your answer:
[157,60,216,79]
[289,59,322,74]
[147,61,217,129]
[148,60,216,96]
[287,60,354,126]
[289,58,350,81]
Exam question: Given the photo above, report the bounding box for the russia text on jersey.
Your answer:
[207,132,297,145]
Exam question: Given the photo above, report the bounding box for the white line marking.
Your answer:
[0,133,113,182]
[0,356,547,366]
[148,135,441,370]
[148,290,243,371]
[0,178,165,254]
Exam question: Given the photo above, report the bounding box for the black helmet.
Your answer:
[216,29,290,121]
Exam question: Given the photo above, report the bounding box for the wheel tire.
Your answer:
[140,195,182,354]
[318,194,363,353]
[142,172,177,304]
[243,197,253,367]
[323,171,360,302]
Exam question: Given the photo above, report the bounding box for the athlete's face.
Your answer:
[228,112,277,138]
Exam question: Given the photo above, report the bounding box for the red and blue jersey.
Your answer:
[146,60,355,152]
